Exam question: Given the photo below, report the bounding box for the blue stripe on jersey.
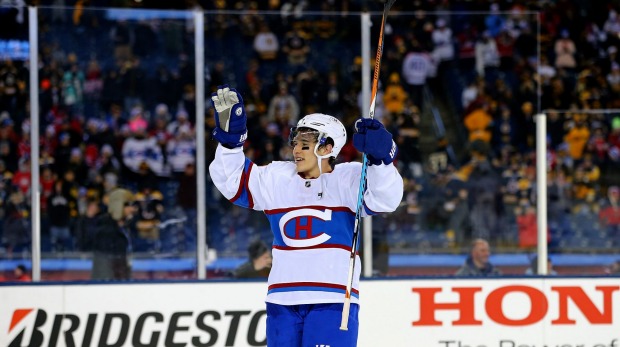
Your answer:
[363,202,378,216]
[268,286,360,299]
[230,158,254,209]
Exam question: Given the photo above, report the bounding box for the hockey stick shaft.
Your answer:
[340,0,396,331]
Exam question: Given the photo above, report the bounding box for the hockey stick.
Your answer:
[340,0,397,331]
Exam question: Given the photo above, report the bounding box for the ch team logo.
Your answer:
[278,209,332,247]
[235,107,243,116]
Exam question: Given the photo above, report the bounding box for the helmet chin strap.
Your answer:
[313,139,331,200]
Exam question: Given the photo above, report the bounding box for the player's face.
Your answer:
[291,131,320,178]
[472,241,490,265]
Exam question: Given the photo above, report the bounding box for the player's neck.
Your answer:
[300,161,333,179]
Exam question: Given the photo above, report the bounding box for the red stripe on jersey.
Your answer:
[230,161,254,208]
[273,243,358,254]
[265,205,354,215]
[246,162,254,208]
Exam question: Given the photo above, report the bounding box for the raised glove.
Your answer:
[211,85,247,148]
[353,118,398,165]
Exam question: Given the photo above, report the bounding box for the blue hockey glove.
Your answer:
[211,84,248,148]
[353,118,398,165]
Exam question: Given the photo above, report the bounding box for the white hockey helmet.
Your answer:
[292,113,347,158]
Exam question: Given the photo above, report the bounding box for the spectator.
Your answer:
[233,239,272,279]
[475,31,500,82]
[2,189,29,258]
[445,185,471,247]
[103,172,119,194]
[39,166,55,214]
[492,105,518,153]
[538,55,557,87]
[464,103,493,143]
[0,115,18,172]
[516,101,536,150]
[176,162,197,252]
[606,259,620,275]
[608,117,620,164]
[253,21,279,61]
[599,186,620,228]
[152,66,179,112]
[296,67,321,115]
[166,124,196,177]
[525,255,558,275]
[281,27,310,67]
[554,29,577,73]
[484,3,505,38]
[395,102,422,178]
[515,205,540,248]
[319,71,344,117]
[455,238,502,276]
[67,147,89,185]
[166,109,192,135]
[96,144,120,176]
[461,78,479,110]
[110,20,132,61]
[495,28,515,71]
[120,58,147,112]
[47,180,76,252]
[13,264,31,281]
[255,122,284,165]
[267,81,300,127]
[564,113,591,162]
[133,20,158,58]
[0,60,25,117]
[150,106,173,154]
[133,189,164,248]
[62,62,85,116]
[546,110,565,150]
[83,58,104,118]
[431,18,455,72]
[122,115,166,180]
[11,158,31,196]
[402,41,432,109]
[513,25,537,63]
[603,10,620,42]
[383,72,408,115]
[455,23,478,81]
[53,132,72,176]
[467,141,503,241]
[73,197,103,252]
[92,188,134,280]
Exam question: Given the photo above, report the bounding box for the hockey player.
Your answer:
[209,85,403,346]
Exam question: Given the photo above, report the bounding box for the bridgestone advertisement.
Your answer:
[0,278,618,346]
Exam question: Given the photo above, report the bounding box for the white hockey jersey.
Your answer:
[209,144,404,306]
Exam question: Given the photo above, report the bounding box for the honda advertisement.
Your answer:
[0,278,618,346]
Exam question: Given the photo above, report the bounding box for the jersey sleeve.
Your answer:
[362,163,404,216]
[208,144,288,211]
[209,144,254,207]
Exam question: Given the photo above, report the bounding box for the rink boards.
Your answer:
[0,277,619,347]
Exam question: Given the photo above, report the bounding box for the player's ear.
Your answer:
[324,143,334,154]
[319,143,333,155]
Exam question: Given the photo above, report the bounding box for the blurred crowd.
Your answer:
[0,0,619,259]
